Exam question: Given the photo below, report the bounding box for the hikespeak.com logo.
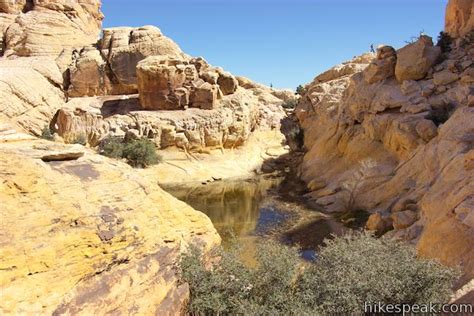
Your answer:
[364,302,473,315]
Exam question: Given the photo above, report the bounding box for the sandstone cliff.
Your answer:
[0,122,220,314]
[295,0,474,280]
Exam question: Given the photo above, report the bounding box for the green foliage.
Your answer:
[180,233,459,315]
[100,137,125,159]
[437,31,453,53]
[122,138,161,168]
[282,98,298,109]
[99,137,161,168]
[40,125,54,141]
[296,85,305,96]
[299,233,459,314]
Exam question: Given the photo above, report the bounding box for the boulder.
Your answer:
[137,56,197,110]
[445,0,474,38]
[391,210,418,230]
[415,119,438,142]
[363,45,397,84]
[366,213,393,234]
[100,26,184,93]
[190,82,219,110]
[395,36,441,82]
[3,0,103,58]
[433,70,460,85]
[217,70,239,95]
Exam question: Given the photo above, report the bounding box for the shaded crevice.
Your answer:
[22,0,34,13]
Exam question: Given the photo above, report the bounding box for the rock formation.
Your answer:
[2,0,103,58]
[0,57,65,135]
[395,35,441,82]
[295,2,474,281]
[445,0,474,38]
[0,122,220,314]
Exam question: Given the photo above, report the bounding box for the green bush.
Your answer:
[99,137,161,168]
[180,233,459,315]
[40,125,54,141]
[437,31,453,53]
[296,85,305,96]
[100,137,125,159]
[123,138,161,168]
[282,99,298,109]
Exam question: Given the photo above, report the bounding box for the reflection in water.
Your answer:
[163,177,283,244]
[163,176,352,263]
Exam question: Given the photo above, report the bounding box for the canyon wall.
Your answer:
[296,0,474,280]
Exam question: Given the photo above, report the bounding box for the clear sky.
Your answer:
[102,0,447,89]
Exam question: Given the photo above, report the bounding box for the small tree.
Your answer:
[437,31,453,53]
[296,85,305,96]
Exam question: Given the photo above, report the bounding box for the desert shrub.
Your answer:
[181,233,459,315]
[282,98,298,109]
[437,31,453,53]
[122,138,160,168]
[100,137,125,159]
[296,85,305,96]
[100,137,160,168]
[298,233,459,314]
[40,125,54,141]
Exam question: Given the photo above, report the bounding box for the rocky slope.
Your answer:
[0,121,220,314]
[295,0,473,281]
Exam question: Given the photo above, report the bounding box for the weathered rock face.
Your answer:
[364,45,396,84]
[53,85,286,150]
[296,35,474,280]
[67,25,187,97]
[0,57,65,135]
[0,124,220,314]
[3,0,103,58]
[136,55,241,111]
[445,0,474,38]
[137,56,198,110]
[395,35,441,82]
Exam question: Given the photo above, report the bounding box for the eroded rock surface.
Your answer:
[54,86,286,151]
[0,124,220,314]
[445,0,474,38]
[0,57,65,135]
[2,0,103,58]
[295,31,474,280]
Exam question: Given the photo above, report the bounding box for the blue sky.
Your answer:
[102,0,447,89]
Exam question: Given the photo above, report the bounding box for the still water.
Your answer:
[163,176,349,261]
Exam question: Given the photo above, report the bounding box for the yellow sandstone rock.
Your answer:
[0,125,220,314]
